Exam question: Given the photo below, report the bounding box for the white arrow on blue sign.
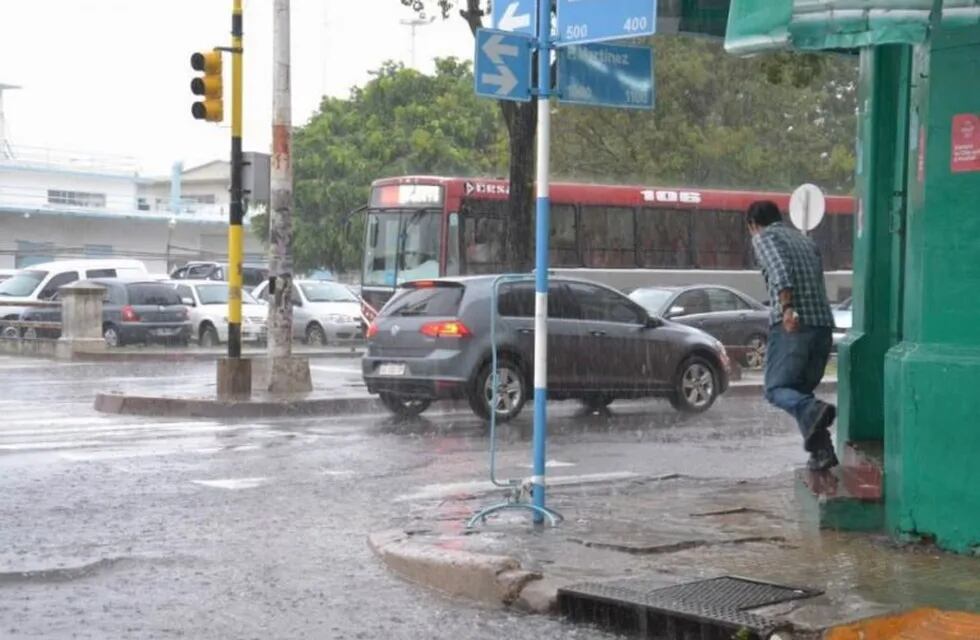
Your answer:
[557,42,654,109]
[474,29,533,102]
[492,0,537,35]
[557,0,658,46]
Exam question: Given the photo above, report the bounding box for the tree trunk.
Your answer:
[460,0,537,272]
[501,101,537,271]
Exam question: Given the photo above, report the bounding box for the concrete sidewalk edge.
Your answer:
[94,392,381,419]
[367,530,561,612]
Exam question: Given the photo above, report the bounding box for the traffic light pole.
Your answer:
[227,0,244,359]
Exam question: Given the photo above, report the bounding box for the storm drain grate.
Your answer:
[558,576,821,639]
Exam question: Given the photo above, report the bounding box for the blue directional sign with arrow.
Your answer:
[558,42,654,109]
[474,29,533,102]
[492,0,536,36]
[557,0,657,46]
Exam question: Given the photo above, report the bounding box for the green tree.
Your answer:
[550,37,857,193]
[253,58,505,273]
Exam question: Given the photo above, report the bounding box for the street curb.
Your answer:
[94,392,381,419]
[367,530,546,609]
[726,380,837,398]
[77,348,364,363]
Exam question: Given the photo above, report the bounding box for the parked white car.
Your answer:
[169,280,267,347]
[0,259,148,337]
[252,279,362,345]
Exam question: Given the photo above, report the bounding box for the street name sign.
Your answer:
[492,0,537,36]
[557,42,654,109]
[557,0,658,46]
[475,29,534,102]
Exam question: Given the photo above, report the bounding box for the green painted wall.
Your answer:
[885,26,980,553]
[837,46,910,447]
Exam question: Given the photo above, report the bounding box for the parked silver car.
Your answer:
[363,276,731,421]
[252,279,362,345]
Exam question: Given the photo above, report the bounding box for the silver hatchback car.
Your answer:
[362,276,731,421]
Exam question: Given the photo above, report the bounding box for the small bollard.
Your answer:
[56,281,107,359]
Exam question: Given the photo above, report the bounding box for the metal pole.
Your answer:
[531,0,552,524]
[227,0,245,359]
[268,0,294,362]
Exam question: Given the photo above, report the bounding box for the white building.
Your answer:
[0,147,265,274]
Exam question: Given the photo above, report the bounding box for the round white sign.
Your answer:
[789,183,826,232]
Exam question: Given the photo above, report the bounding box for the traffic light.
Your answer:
[190,50,223,122]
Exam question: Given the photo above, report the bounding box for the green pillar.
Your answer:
[837,45,911,447]
[885,25,980,552]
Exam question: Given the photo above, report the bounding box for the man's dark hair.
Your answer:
[746,200,783,227]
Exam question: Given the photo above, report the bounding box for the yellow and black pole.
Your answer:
[227,0,244,359]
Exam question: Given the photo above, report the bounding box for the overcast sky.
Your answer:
[1,0,474,175]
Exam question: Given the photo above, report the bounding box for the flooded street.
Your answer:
[0,356,800,638]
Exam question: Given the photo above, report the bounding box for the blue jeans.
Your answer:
[764,324,833,448]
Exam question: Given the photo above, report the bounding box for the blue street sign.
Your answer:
[557,42,654,109]
[557,0,657,46]
[474,29,534,102]
[492,0,536,36]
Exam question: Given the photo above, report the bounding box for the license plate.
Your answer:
[378,363,406,376]
[151,328,179,336]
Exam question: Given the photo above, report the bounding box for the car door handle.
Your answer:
[590,330,607,337]
[518,328,534,335]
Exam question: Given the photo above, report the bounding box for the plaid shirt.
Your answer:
[751,222,834,327]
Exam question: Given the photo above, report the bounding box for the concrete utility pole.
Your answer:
[266,0,311,393]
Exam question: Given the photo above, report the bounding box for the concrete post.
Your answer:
[884,25,980,552]
[56,281,106,359]
[265,0,311,395]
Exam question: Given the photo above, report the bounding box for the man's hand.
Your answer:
[782,307,800,333]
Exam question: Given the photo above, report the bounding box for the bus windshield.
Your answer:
[363,210,440,287]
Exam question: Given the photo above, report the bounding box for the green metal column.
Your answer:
[836,45,911,447]
[885,25,980,553]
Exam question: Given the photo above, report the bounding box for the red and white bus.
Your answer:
[361,176,854,312]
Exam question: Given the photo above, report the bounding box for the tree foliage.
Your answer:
[253,59,506,273]
[551,37,857,193]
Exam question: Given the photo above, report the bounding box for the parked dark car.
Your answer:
[362,276,731,421]
[170,262,269,288]
[20,278,192,347]
[628,285,770,369]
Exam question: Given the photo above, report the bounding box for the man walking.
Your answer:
[747,200,838,471]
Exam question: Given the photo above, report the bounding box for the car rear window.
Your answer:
[127,283,182,306]
[381,286,463,317]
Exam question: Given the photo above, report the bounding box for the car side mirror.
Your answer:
[667,306,685,318]
[181,297,195,306]
[644,314,662,329]
[292,298,302,307]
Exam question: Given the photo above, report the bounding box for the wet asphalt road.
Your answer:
[0,356,807,639]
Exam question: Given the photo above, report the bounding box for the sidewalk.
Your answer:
[371,467,980,638]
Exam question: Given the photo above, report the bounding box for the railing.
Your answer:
[0,145,139,176]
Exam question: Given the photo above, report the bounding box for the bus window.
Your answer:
[694,210,748,268]
[638,208,691,268]
[813,214,853,270]
[581,206,636,268]
[461,201,506,274]
[362,210,440,286]
[446,213,461,276]
[549,204,579,266]
[363,213,400,286]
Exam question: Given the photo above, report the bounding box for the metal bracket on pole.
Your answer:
[466,274,564,529]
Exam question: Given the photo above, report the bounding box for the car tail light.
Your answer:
[420,320,471,338]
[121,305,140,322]
[366,322,379,338]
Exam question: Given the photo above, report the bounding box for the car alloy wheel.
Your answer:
[103,325,120,348]
[22,327,37,340]
[745,335,767,369]
[1,325,18,340]
[306,323,327,346]
[200,325,219,347]
[670,356,718,413]
[481,363,525,421]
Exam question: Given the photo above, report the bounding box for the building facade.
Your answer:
[0,147,265,274]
